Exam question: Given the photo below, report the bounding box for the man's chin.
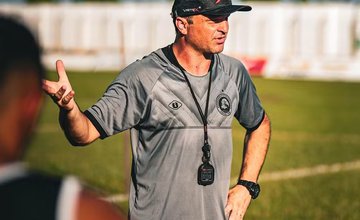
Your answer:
[211,47,225,54]
[214,43,226,53]
[203,44,225,55]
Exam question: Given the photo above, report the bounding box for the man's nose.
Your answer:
[218,20,229,34]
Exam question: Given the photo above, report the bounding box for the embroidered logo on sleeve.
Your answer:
[168,100,182,110]
[216,94,231,116]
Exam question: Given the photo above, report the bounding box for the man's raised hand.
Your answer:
[42,60,75,111]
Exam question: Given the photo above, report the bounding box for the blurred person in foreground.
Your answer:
[43,0,271,219]
[0,16,126,220]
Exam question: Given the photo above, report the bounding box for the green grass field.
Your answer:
[25,71,360,219]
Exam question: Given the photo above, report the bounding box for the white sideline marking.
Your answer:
[105,160,360,203]
[105,193,129,203]
[258,159,360,182]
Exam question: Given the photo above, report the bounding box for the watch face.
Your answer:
[251,184,260,199]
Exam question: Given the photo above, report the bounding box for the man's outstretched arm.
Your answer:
[225,113,271,220]
[42,60,100,146]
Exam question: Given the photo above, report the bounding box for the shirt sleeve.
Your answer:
[234,64,265,131]
[84,66,148,139]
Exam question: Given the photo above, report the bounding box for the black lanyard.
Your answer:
[168,45,213,163]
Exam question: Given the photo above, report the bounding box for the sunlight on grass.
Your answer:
[25,72,360,219]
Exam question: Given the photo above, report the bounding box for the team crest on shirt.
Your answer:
[216,93,231,116]
[168,100,182,110]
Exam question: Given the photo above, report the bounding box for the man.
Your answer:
[0,16,126,220]
[42,0,271,219]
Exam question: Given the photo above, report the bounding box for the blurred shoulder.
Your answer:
[77,188,126,220]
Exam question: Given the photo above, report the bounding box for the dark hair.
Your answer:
[0,15,45,86]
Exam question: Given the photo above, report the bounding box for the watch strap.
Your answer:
[237,179,260,199]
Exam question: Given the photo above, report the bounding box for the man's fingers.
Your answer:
[56,60,68,81]
[225,204,232,216]
[229,211,244,220]
[42,79,56,94]
[62,90,75,105]
[226,204,244,220]
[51,85,66,102]
[227,207,244,220]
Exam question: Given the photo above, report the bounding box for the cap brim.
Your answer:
[202,5,252,16]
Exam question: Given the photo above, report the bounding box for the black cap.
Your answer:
[171,0,251,18]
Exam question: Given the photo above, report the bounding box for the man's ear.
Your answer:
[17,72,44,130]
[22,89,43,122]
[175,17,188,35]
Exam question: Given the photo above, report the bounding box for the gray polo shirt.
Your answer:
[85,45,264,220]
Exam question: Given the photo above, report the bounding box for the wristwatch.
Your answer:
[237,179,260,199]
